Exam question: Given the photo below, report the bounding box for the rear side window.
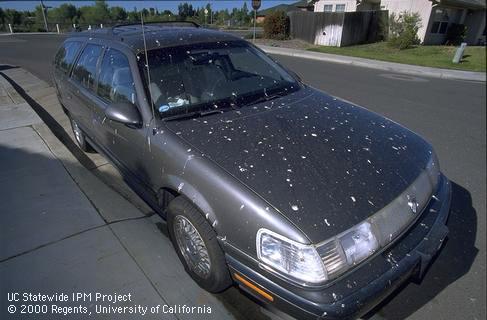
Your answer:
[72,44,103,91]
[98,48,136,104]
[55,41,82,74]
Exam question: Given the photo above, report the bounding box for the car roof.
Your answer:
[67,23,243,53]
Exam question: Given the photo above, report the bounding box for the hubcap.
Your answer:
[72,120,82,144]
[174,215,211,279]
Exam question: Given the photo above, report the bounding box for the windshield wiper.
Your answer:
[163,109,225,122]
[247,92,284,106]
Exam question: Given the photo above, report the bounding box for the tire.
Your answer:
[167,196,232,293]
[69,117,94,152]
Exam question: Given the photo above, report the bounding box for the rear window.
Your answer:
[72,44,103,91]
[54,41,82,74]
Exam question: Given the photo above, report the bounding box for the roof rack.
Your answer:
[111,21,200,34]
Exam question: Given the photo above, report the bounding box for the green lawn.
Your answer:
[308,42,486,72]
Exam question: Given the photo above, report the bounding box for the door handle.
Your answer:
[66,94,72,100]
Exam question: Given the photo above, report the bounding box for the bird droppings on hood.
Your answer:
[177,182,184,192]
[164,86,432,241]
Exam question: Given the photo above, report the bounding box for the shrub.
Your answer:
[388,12,422,49]
[263,10,289,40]
[445,23,466,45]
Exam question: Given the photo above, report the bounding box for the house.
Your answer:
[257,0,313,19]
[255,14,266,24]
[313,0,486,45]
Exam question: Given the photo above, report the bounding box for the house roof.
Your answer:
[436,0,486,9]
[258,0,309,15]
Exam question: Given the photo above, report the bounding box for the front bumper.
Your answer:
[226,174,451,320]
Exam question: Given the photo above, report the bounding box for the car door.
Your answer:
[53,40,83,108]
[92,47,150,184]
[66,43,103,136]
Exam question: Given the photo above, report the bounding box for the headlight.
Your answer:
[318,221,379,279]
[257,223,379,285]
[256,229,327,285]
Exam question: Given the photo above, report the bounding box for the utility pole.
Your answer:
[40,0,48,32]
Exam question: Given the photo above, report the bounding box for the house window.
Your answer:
[335,4,346,12]
[324,4,333,12]
[430,8,450,34]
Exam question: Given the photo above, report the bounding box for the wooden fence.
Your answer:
[289,10,388,47]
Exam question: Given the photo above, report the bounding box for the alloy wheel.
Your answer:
[173,215,211,279]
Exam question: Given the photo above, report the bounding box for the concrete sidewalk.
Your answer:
[257,45,486,82]
[0,66,265,320]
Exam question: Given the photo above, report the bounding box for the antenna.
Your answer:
[141,11,155,121]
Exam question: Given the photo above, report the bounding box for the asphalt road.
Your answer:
[1,33,486,320]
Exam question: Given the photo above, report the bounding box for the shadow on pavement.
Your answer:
[0,65,18,72]
[367,181,478,319]
[0,69,97,170]
[0,140,268,320]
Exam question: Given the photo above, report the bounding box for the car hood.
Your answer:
[165,87,433,243]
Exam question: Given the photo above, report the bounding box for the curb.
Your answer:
[257,45,486,82]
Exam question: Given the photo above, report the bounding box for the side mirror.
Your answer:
[105,102,142,127]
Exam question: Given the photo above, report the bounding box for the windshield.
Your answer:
[138,40,299,118]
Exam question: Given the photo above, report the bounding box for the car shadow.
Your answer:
[365,181,478,319]
[0,65,18,72]
[0,69,98,170]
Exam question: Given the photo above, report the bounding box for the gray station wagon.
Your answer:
[52,22,452,320]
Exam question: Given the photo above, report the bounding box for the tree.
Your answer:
[128,8,139,22]
[263,10,289,40]
[241,2,250,25]
[5,8,22,25]
[110,6,127,22]
[78,0,110,24]
[0,8,5,30]
[48,3,77,24]
[388,12,422,49]
[178,3,195,20]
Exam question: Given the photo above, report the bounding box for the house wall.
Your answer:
[379,0,433,42]
[314,0,433,41]
[314,0,358,12]
[464,9,486,45]
[313,0,485,45]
